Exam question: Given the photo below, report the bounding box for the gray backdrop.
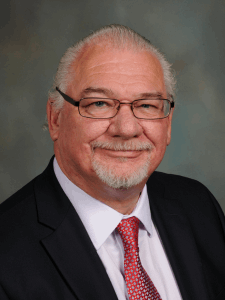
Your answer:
[1,0,225,212]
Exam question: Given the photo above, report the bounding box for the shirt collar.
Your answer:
[53,157,152,250]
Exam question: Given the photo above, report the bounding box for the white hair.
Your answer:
[44,24,176,130]
[90,140,153,189]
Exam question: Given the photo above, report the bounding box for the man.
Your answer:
[0,24,225,300]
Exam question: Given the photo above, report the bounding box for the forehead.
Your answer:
[69,43,166,97]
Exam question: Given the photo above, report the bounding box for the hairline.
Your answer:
[43,25,176,130]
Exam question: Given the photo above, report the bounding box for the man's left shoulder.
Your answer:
[149,171,225,222]
[150,171,213,197]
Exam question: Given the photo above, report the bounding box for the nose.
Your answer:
[107,103,143,139]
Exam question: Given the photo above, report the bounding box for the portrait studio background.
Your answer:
[1,0,225,212]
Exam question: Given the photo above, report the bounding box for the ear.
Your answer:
[166,107,174,146]
[46,99,61,142]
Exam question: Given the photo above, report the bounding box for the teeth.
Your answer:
[91,141,153,152]
[106,149,136,151]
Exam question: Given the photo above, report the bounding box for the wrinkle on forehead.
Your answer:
[74,43,163,76]
[69,43,166,99]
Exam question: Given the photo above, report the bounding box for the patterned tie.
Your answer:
[117,216,162,300]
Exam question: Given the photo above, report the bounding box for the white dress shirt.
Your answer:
[53,158,182,300]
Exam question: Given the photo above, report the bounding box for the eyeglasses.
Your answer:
[56,87,174,120]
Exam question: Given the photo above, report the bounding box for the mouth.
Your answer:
[90,140,153,160]
[96,148,144,158]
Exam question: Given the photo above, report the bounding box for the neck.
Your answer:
[93,184,143,215]
[55,154,145,215]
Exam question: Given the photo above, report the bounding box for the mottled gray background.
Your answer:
[1,0,225,212]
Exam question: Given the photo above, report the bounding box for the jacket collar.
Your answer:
[34,157,118,300]
[147,173,210,300]
[35,157,209,300]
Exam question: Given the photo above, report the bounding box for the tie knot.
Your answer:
[117,216,140,250]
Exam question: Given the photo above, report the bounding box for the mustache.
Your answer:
[91,140,153,151]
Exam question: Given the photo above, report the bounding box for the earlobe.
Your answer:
[167,128,171,146]
[166,109,174,146]
[167,122,172,145]
[46,100,61,142]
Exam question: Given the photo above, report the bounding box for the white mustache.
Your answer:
[91,141,153,151]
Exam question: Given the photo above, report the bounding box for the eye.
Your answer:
[140,104,153,108]
[93,101,107,107]
[136,102,158,109]
[135,99,163,110]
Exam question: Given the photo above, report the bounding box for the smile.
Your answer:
[99,148,143,158]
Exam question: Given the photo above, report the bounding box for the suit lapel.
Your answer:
[35,158,210,300]
[41,205,118,300]
[35,158,118,300]
[147,175,210,300]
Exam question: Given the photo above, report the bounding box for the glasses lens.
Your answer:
[79,98,171,119]
[79,98,117,118]
[133,99,170,119]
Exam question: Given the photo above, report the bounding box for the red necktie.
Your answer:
[117,216,162,300]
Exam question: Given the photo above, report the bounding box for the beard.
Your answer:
[90,140,153,189]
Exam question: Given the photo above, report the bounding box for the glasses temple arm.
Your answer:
[56,87,79,107]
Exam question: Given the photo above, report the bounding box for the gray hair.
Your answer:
[44,24,176,129]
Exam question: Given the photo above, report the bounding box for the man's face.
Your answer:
[49,45,173,190]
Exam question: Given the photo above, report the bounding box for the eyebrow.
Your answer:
[80,87,115,98]
[80,87,164,99]
[136,92,164,99]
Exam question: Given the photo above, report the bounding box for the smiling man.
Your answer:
[1,25,225,300]
[49,42,172,215]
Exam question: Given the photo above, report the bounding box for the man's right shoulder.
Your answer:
[0,177,36,217]
[0,157,55,218]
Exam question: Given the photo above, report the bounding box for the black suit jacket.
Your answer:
[1,157,225,300]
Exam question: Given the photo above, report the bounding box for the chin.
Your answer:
[91,155,151,189]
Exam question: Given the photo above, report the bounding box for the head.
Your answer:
[48,25,175,111]
[47,24,175,192]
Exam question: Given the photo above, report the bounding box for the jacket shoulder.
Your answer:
[0,178,36,217]
[151,171,211,196]
[150,171,225,226]
[152,170,205,185]
[149,171,224,217]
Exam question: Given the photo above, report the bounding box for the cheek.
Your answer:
[144,124,169,172]
[145,120,166,138]
[61,114,110,159]
[144,122,170,154]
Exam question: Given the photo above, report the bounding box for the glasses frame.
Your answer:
[56,87,175,120]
